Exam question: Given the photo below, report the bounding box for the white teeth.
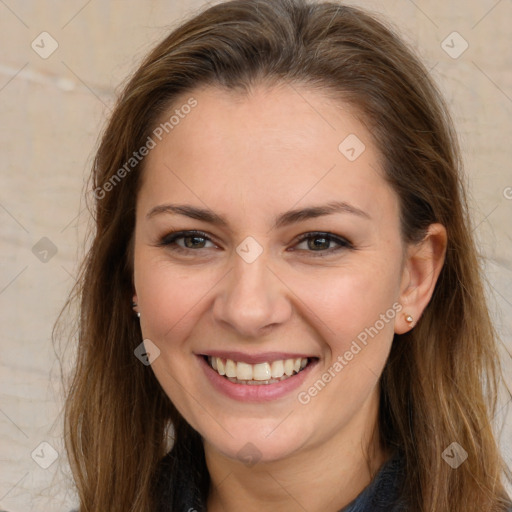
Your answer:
[225,359,237,378]
[253,362,271,381]
[284,359,294,376]
[207,356,310,383]
[236,362,253,380]
[270,360,284,378]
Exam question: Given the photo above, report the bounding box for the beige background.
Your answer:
[0,1,511,510]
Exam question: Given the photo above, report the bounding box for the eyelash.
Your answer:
[155,230,354,257]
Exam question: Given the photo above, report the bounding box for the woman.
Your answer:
[58,0,512,510]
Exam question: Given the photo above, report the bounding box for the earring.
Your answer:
[405,314,413,324]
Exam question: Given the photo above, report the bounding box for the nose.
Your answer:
[212,249,292,338]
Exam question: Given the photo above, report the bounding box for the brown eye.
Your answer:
[157,230,216,252]
[182,234,208,248]
[306,236,331,251]
[293,232,353,255]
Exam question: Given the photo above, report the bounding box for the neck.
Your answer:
[204,389,390,512]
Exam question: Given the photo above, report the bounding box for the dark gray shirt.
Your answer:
[338,450,407,511]
[154,449,408,511]
[152,447,512,512]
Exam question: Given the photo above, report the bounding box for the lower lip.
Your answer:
[197,355,318,402]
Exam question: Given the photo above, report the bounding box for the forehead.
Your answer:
[137,84,398,226]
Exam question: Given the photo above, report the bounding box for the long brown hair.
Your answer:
[56,0,512,510]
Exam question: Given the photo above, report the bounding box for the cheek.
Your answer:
[290,261,401,344]
[292,270,399,426]
[135,254,401,350]
[134,252,218,344]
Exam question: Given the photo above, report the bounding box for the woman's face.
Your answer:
[133,84,409,463]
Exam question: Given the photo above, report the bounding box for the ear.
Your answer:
[132,293,138,313]
[395,223,447,334]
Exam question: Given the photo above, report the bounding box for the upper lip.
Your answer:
[199,351,317,365]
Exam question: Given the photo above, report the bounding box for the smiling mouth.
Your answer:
[203,355,315,385]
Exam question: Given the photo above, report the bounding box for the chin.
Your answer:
[204,421,308,465]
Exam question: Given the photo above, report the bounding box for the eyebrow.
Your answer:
[146,200,371,229]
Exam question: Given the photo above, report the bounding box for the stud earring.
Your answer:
[405,314,414,324]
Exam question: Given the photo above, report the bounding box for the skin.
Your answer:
[132,83,447,512]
